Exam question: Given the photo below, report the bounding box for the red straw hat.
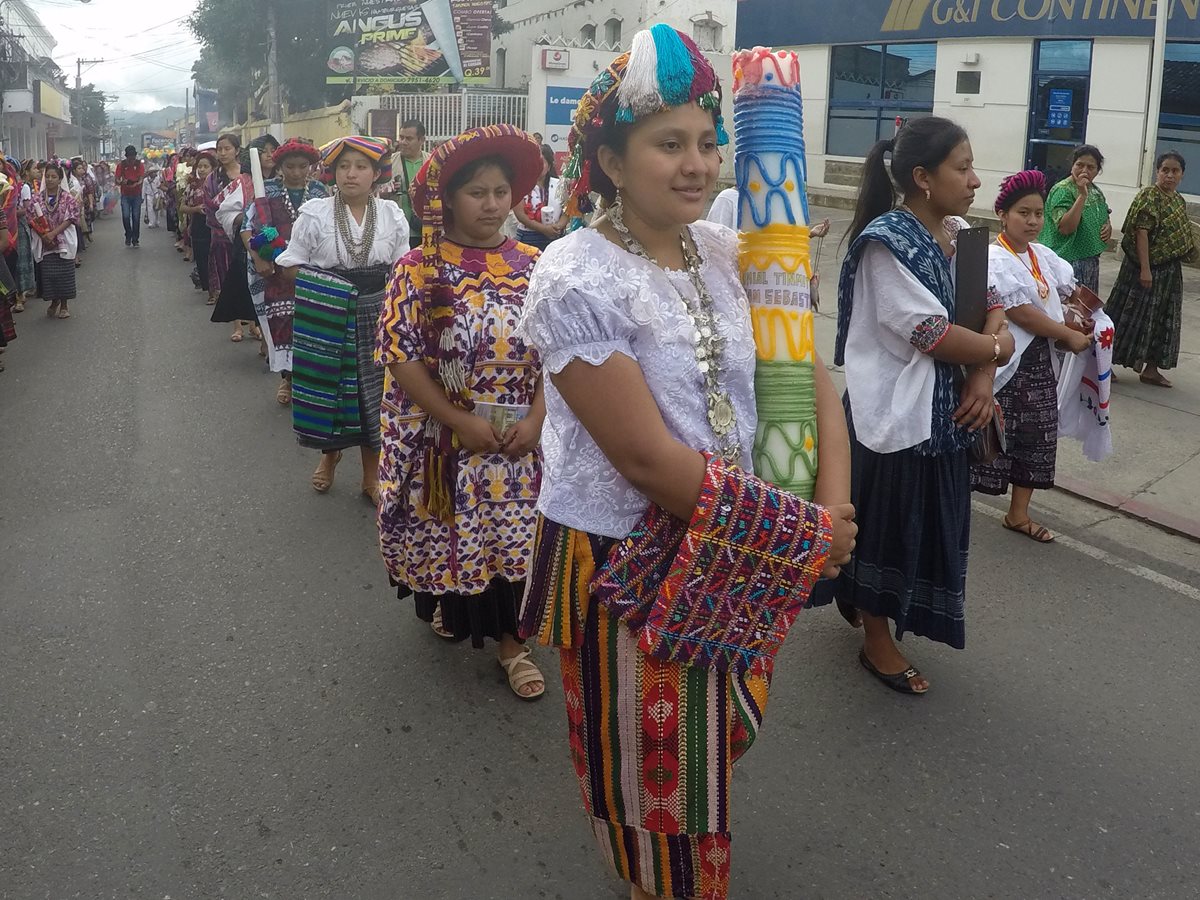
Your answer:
[409,124,542,221]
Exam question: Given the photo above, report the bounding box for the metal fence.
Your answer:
[368,91,528,145]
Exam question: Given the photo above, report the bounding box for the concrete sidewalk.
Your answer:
[804,204,1200,542]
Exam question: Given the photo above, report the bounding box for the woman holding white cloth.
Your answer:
[970,170,1093,543]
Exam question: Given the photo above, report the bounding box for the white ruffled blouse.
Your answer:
[516,220,758,539]
[988,242,1075,392]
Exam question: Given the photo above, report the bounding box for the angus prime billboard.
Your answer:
[326,0,492,85]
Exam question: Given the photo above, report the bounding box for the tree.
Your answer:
[69,83,108,134]
[188,0,350,119]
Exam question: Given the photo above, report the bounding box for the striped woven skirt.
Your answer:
[41,254,77,302]
[16,222,35,293]
[207,232,234,296]
[519,517,772,900]
[971,338,1059,495]
[292,266,387,452]
[1105,253,1183,370]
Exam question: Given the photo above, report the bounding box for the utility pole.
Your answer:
[266,0,283,138]
[184,88,190,146]
[76,56,103,156]
[1141,0,1169,186]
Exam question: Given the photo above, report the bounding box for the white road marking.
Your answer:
[972,501,1200,602]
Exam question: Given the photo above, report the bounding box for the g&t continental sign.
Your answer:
[737,0,1200,45]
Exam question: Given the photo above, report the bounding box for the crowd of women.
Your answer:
[1,23,1195,898]
[0,155,106,370]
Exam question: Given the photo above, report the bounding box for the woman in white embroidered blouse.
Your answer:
[810,117,1016,696]
[515,26,856,900]
[971,170,1092,543]
[275,138,409,500]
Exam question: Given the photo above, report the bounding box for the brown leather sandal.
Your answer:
[1003,516,1055,543]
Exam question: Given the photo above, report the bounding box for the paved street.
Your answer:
[3,219,1200,900]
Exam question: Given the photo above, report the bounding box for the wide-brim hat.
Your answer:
[410,125,542,221]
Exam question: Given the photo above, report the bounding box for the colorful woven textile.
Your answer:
[318,135,393,184]
[521,516,771,900]
[292,268,364,446]
[561,24,727,219]
[375,237,543,596]
[519,515,612,649]
[404,125,542,522]
[244,177,329,373]
[590,453,833,673]
[1120,184,1195,266]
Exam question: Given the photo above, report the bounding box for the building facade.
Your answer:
[0,0,72,160]
[737,0,1200,226]
[492,0,737,90]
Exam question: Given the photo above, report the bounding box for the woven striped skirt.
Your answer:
[1105,253,1183,371]
[971,338,1059,495]
[208,233,234,296]
[292,266,387,452]
[41,254,77,302]
[16,222,35,293]
[520,517,771,900]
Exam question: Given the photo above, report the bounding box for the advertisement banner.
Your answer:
[543,84,587,164]
[326,0,492,85]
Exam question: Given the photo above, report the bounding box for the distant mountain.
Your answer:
[111,106,187,133]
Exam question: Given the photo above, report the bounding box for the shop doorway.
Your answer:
[1025,41,1093,186]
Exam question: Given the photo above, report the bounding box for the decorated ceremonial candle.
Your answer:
[733,47,818,499]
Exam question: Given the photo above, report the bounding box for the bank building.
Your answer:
[736,0,1200,227]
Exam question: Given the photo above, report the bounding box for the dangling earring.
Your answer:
[925,188,931,202]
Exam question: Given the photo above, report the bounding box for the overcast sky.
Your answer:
[29,0,202,113]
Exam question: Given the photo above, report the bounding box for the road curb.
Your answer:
[1055,474,1200,543]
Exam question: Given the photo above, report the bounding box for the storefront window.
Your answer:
[1037,40,1092,73]
[827,43,935,157]
[1158,42,1200,196]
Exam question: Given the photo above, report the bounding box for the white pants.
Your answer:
[144,201,160,228]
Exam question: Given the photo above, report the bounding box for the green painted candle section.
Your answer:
[752,359,819,500]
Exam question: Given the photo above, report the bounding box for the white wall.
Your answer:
[526,43,735,182]
[494,0,736,90]
[933,39,1034,216]
[794,46,831,186]
[1086,39,1154,230]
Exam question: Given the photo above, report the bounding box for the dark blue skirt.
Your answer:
[809,399,971,649]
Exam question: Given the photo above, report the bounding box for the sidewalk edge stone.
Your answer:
[1055,475,1200,543]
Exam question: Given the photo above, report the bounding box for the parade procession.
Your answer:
[3,1,1200,898]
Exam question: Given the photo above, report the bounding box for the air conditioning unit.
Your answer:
[541,49,570,70]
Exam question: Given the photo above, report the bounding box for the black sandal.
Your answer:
[859,650,928,695]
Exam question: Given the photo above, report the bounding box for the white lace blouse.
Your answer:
[988,242,1074,393]
[516,220,758,539]
[274,196,409,269]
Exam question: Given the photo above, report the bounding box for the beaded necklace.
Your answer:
[281,185,305,222]
[608,202,741,461]
[334,194,376,269]
[997,233,1050,300]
